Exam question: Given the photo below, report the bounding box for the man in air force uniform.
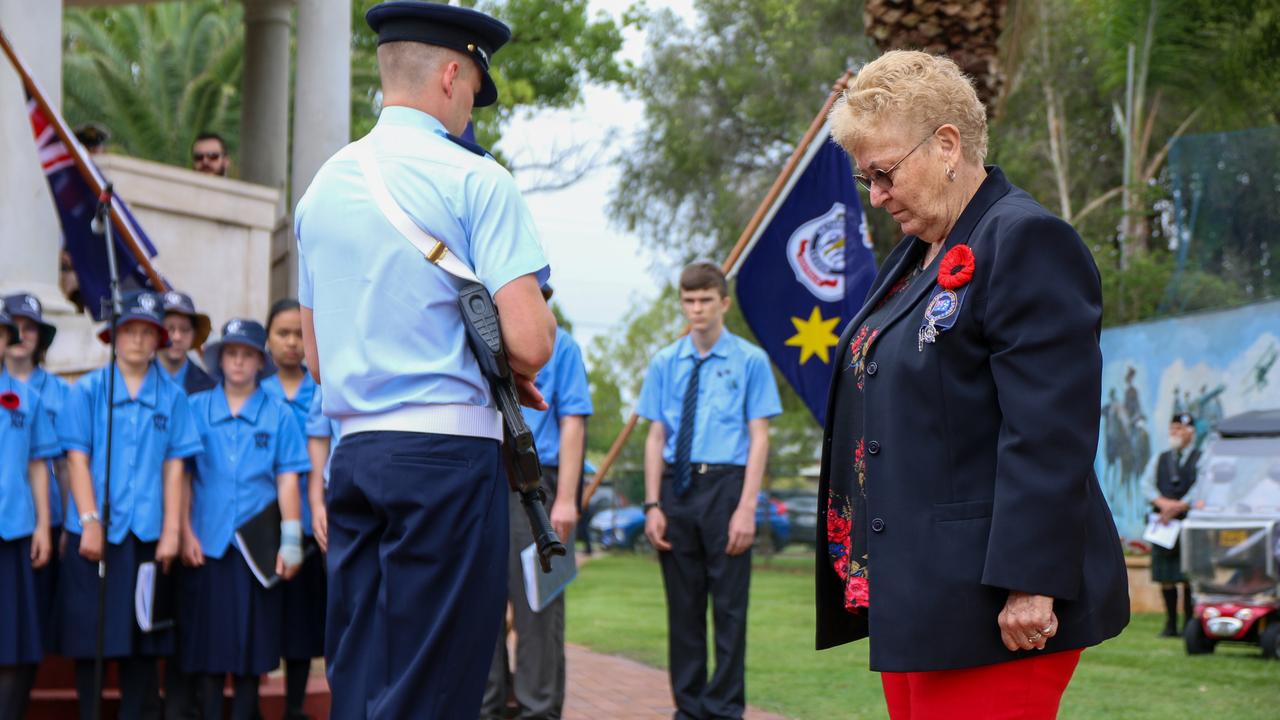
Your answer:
[293,2,556,717]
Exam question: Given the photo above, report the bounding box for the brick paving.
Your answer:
[563,644,788,720]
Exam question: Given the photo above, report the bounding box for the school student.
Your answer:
[637,261,782,719]
[179,318,308,720]
[3,292,71,656]
[56,290,203,720]
[158,291,215,395]
[258,298,325,717]
[0,308,60,719]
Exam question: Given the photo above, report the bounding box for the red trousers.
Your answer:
[880,649,1082,720]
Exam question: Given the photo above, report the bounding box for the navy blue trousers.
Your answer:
[325,431,507,719]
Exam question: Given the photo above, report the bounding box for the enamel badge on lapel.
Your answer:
[918,244,976,352]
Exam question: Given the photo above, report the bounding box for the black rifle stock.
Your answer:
[457,282,565,572]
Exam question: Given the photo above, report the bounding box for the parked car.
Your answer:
[589,492,791,552]
[784,493,819,546]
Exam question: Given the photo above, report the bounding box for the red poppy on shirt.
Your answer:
[938,245,976,290]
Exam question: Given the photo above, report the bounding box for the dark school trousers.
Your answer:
[659,465,751,720]
[325,430,508,720]
[481,467,567,720]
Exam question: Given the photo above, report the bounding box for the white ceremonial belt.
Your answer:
[338,404,502,441]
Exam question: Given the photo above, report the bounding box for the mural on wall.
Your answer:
[1097,299,1280,541]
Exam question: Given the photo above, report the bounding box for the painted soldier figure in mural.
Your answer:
[1151,413,1200,636]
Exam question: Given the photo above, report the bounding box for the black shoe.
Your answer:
[1160,619,1178,637]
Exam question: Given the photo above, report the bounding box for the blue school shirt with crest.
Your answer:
[304,385,339,485]
[261,371,317,534]
[0,369,61,540]
[59,363,203,543]
[295,105,550,422]
[636,329,783,465]
[187,385,311,559]
[522,328,593,467]
[27,367,71,528]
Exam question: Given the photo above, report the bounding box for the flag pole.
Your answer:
[581,69,855,511]
[0,25,168,292]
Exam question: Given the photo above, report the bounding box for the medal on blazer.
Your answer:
[918,245,976,352]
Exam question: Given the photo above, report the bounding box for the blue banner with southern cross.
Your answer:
[734,129,875,426]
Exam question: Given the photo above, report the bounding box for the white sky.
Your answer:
[498,0,698,356]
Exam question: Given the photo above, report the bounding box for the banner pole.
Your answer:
[582,70,855,511]
[0,24,168,292]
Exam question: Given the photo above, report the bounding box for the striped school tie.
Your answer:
[672,355,709,498]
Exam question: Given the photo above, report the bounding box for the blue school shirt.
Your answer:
[59,363,203,543]
[187,385,311,559]
[522,328,593,467]
[295,105,550,422]
[261,371,317,534]
[636,329,782,465]
[304,386,339,485]
[28,367,71,528]
[0,370,61,540]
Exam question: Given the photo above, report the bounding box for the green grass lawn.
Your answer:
[566,552,1280,719]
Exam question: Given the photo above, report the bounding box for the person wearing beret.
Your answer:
[1150,412,1200,637]
[158,290,215,397]
[294,1,555,717]
[815,50,1129,718]
[56,290,204,719]
[0,307,59,719]
[3,292,72,660]
[177,319,307,720]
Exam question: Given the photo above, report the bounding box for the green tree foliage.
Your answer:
[63,1,244,165]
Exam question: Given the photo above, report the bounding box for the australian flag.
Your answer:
[28,95,161,321]
[734,123,875,426]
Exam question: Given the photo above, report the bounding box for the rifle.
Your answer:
[457,282,566,572]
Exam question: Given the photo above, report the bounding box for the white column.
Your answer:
[284,0,350,298]
[292,0,350,208]
[0,0,64,298]
[240,0,292,191]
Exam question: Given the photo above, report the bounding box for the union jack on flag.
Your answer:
[27,95,162,321]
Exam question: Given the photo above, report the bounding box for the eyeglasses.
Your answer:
[853,130,936,192]
[192,152,223,162]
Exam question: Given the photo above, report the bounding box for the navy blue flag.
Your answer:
[734,129,875,426]
[28,95,161,320]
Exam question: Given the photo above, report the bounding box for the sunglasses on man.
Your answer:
[192,152,224,162]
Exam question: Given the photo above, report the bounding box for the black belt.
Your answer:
[668,463,744,476]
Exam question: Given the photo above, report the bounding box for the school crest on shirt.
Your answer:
[254,432,270,449]
[786,202,871,303]
[9,410,25,429]
[153,413,168,431]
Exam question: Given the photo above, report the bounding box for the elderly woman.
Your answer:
[815,50,1130,718]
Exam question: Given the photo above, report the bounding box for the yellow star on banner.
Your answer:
[785,306,841,365]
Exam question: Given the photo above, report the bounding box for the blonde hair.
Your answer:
[377,41,476,95]
[829,50,988,164]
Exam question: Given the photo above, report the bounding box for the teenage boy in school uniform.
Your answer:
[638,261,781,720]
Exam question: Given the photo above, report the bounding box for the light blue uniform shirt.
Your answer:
[164,360,189,389]
[304,385,339,484]
[188,386,310,559]
[27,367,71,528]
[295,106,550,421]
[261,371,317,534]
[636,329,782,465]
[522,328,593,467]
[59,363,203,543]
[0,370,60,540]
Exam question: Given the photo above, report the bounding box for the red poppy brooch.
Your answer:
[919,245,976,352]
[0,391,19,411]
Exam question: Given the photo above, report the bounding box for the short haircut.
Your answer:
[829,50,988,164]
[267,298,301,332]
[191,131,227,154]
[679,260,728,298]
[377,41,477,96]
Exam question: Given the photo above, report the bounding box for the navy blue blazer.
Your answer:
[815,167,1130,672]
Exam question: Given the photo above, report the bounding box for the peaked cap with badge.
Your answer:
[365,1,512,108]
